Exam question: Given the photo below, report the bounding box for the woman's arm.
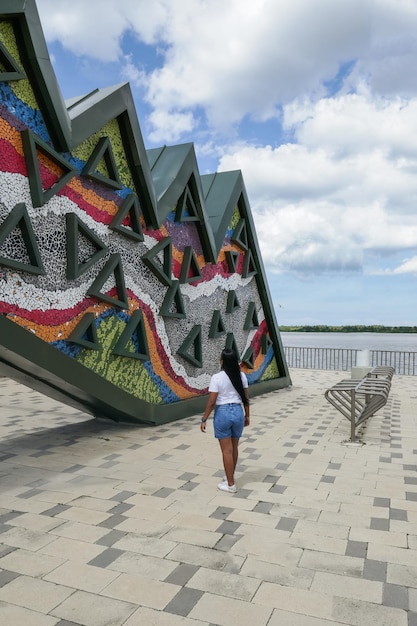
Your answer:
[200,391,218,432]
[244,388,250,426]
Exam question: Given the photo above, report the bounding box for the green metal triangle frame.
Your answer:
[0,39,26,81]
[66,212,108,280]
[110,193,144,242]
[244,301,260,330]
[81,136,122,190]
[179,246,202,284]
[160,280,186,318]
[209,309,227,338]
[112,309,149,360]
[177,324,202,367]
[0,203,45,275]
[241,346,255,369]
[87,253,129,309]
[21,129,77,207]
[226,289,240,314]
[68,312,100,350]
[141,237,172,286]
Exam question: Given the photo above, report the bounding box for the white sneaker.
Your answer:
[218,482,237,493]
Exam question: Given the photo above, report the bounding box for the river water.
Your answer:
[280,332,417,352]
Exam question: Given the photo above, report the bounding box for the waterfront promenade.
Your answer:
[0,368,416,625]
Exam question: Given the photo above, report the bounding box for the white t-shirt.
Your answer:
[208,370,248,405]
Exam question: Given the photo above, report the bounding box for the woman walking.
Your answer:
[200,348,250,493]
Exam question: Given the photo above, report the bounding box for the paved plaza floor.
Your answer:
[0,368,416,625]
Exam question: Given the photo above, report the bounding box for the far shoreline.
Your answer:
[280,325,417,334]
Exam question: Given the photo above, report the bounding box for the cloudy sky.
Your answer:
[35,0,417,326]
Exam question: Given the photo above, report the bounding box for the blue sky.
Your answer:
[35,0,417,326]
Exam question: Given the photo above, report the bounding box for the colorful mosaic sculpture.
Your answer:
[0,0,291,424]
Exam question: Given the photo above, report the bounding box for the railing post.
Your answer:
[350,389,356,442]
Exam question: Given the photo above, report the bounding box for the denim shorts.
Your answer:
[213,403,244,439]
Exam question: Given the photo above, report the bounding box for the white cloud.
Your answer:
[374,256,417,276]
[34,0,417,281]
[218,92,417,275]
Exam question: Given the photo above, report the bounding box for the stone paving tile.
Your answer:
[0,371,416,625]
[50,590,137,625]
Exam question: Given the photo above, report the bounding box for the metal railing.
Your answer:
[284,346,417,376]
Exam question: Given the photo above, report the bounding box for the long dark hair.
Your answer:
[221,348,249,407]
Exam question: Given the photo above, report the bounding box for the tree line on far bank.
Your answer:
[280,325,417,333]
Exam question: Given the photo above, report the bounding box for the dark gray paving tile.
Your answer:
[179,481,198,491]
[328,463,341,470]
[253,502,273,514]
[406,492,417,501]
[321,475,335,483]
[215,534,242,552]
[345,540,367,558]
[405,477,417,485]
[363,559,387,582]
[234,489,252,499]
[164,564,199,586]
[97,514,127,529]
[374,497,390,507]
[153,488,175,498]
[370,517,390,531]
[300,448,313,454]
[55,621,82,626]
[389,508,408,521]
[178,472,197,481]
[408,611,417,626]
[0,569,20,588]
[382,583,409,609]
[62,464,85,473]
[164,587,203,616]
[276,517,298,532]
[109,490,136,502]
[88,548,124,568]
[0,512,22,524]
[109,503,133,515]
[216,520,240,535]
[17,488,43,499]
[269,484,287,494]
[96,530,126,547]
[41,504,70,517]
[275,463,290,470]
[285,452,298,458]
[210,507,233,520]
[263,475,278,483]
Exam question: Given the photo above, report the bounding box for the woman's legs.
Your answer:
[219,437,239,486]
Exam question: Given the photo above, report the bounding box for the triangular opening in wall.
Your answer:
[225,250,240,274]
[242,249,257,278]
[177,325,203,367]
[68,313,100,350]
[225,333,240,360]
[112,309,149,360]
[21,129,77,207]
[179,246,202,284]
[141,237,172,286]
[226,290,240,314]
[262,333,273,355]
[81,136,122,190]
[110,193,143,242]
[66,213,108,280]
[232,218,248,251]
[0,40,26,81]
[160,280,186,318]
[0,203,45,275]
[243,302,260,330]
[87,253,128,309]
[175,185,200,222]
[241,346,255,369]
[209,310,227,339]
